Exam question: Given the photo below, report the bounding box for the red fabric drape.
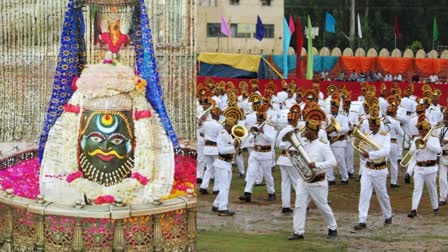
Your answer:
[415,58,448,76]
[376,57,412,75]
[340,56,376,73]
[197,76,448,106]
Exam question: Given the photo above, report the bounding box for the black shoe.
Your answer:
[358,175,362,181]
[348,172,354,179]
[239,192,251,202]
[196,178,203,184]
[210,178,215,183]
[218,210,235,216]
[408,210,417,218]
[384,217,392,225]
[199,188,209,195]
[288,233,304,240]
[327,229,337,238]
[434,208,439,215]
[239,173,245,178]
[354,223,367,230]
[267,193,276,201]
[282,208,293,213]
[211,206,218,212]
[213,190,219,195]
[271,166,276,172]
[390,183,400,188]
[404,173,411,184]
[255,182,266,187]
[328,180,336,186]
[439,201,447,206]
[340,180,349,185]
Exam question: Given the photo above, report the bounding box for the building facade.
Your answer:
[197,0,284,54]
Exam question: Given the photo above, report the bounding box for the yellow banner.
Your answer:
[197,53,261,73]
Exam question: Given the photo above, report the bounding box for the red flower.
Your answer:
[134,110,151,120]
[94,195,115,205]
[66,171,83,183]
[71,76,79,91]
[63,104,80,114]
[131,172,149,186]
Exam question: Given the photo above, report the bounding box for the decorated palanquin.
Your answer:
[40,64,175,205]
[0,0,197,251]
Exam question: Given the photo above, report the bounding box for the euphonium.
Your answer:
[282,129,319,182]
[231,125,248,160]
[326,117,341,135]
[351,119,385,164]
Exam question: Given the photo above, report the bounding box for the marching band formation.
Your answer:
[196,78,448,238]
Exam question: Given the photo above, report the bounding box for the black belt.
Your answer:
[406,111,413,116]
[280,150,299,156]
[416,160,437,167]
[391,138,397,143]
[254,145,271,152]
[366,161,387,170]
[309,173,326,183]
[218,154,233,162]
[205,140,217,146]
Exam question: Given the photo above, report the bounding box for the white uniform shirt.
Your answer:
[302,138,337,185]
[386,116,404,140]
[252,124,276,160]
[277,91,288,105]
[344,110,359,142]
[214,129,236,169]
[379,97,388,113]
[283,97,297,110]
[203,120,224,156]
[400,97,417,115]
[243,112,257,148]
[364,131,391,176]
[438,126,448,165]
[327,113,349,147]
[410,135,441,174]
[408,115,420,137]
[426,104,443,127]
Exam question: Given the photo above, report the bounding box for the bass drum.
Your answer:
[276,109,290,130]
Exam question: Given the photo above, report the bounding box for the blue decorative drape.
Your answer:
[133,0,180,149]
[38,0,86,162]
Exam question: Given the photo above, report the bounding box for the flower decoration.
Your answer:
[135,78,147,94]
[134,110,151,120]
[66,171,84,183]
[131,172,149,186]
[94,195,115,205]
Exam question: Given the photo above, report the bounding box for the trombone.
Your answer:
[400,123,442,167]
[250,116,272,136]
[196,103,215,122]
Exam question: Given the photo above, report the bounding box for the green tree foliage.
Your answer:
[285,0,448,51]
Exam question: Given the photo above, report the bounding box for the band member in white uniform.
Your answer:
[438,110,448,206]
[408,115,441,218]
[212,117,238,216]
[327,93,350,184]
[343,96,358,178]
[277,81,289,107]
[401,86,417,148]
[354,105,393,230]
[239,104,276,202]
[384,96,404,188]
[196,96,212,183]
[199,107,223,195]
[288,118,337,240]
[277,105,301,213]
[426,90,443,127]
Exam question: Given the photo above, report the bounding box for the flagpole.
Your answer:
[323,31,326,48]
[394,34,396,49]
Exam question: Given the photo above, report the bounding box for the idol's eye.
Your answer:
[90,136,103,143]
[111,138,124,145]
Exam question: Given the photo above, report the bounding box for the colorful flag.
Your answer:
[433,16,439,41]
[296,17,303,79]
[289,15,295,34]
[220,16,231,37]
[394,16,400,39]
[283,17,292,79]
[325,12,336,33]
[357,13,362,38]
[306,16,313,80]
[255,15,265,41]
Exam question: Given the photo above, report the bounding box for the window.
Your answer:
[261,0,272,6]
[207,23,221,37]
[231,24,253,38]
[230,0,240,5]
[252,24,274,38]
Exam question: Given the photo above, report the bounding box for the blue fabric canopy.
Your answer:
[267,55,339,73]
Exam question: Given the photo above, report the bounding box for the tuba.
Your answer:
[282,129,319,182]
[351,119,386,164]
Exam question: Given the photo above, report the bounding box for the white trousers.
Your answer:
[405,155,416,176]
[389,143,401,185]
[280,165,300,208]
[200,155,218,191]
[293,181,337,235]
[244,153,275,194]
[358,172,392,223]
[196,145,206,179]
[359,156,366,176]
[329,146,348,181]
[345,141,355,174]
[439,163,448,202]
[412,171,439,210]
[235,153,245,175]
[213,165,232,211]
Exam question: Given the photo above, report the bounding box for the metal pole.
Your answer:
[394,34,396,49]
